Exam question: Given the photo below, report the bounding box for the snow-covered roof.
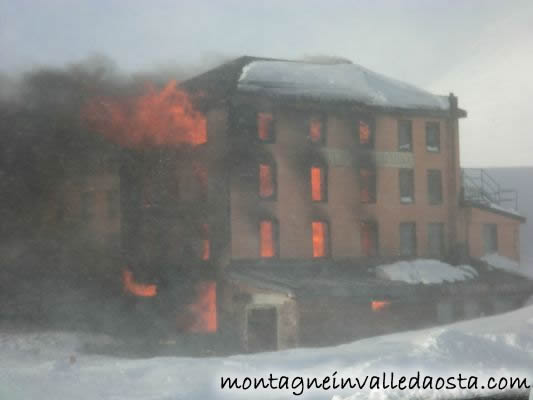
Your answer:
[238,60,451,111]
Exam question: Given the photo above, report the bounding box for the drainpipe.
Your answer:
[447,93,461,262]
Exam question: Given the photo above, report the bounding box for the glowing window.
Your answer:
[311,165,326,202]
[309,116,324,144]
[312,221,329,258]
[186,281,217,333]
[257,112,274,142]
[358,119,373,147]
[260,219,278,258]
[359,168,376,204]
[259,162,276,199]
[371,300,390,312]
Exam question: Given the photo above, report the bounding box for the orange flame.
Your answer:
[312,221,327,258]
[122,269,157,297]
[83,81,206,148]
[258,112,273,141]
[260,220,275,258]
[311,166,323,201]
[359,120,371,145]
[186,281,217,333]
[371,300,390,312]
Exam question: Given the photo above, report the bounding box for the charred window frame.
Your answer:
[483,223,498,255]
[428,169,443,205]
[398,120,413,152]
[258,158,277,200]
[259,218,279,258]
[311,220,330,258]
[359,167,377,204]
[310,162,328,202]
[426,122,441,152]
[399,168,415,204]
[357,117,375,149]
[308,114,326,145]
[257,112,275,143]
[400,222,417,257]
[428,222,445,258]
[361,220,379,257]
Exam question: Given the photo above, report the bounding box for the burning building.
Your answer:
[82,56,530,353]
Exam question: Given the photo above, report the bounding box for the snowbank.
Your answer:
[376,259,478,284]
[482,253,533,279]
[1,305,532,400]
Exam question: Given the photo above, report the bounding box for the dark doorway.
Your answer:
[247,307,278,352]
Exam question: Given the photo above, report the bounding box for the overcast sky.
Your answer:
[1,0,532,167]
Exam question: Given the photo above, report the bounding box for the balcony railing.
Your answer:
[461,168,518,211]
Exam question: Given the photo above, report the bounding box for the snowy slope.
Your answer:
[1,306,532,400]
[376,259,477,284]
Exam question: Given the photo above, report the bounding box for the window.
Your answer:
[399,169,414,203]
[81,192,93,220]
[398,120,412,152]
[428,223,445,258]
[201,223,210,261]
[312,221,330,258]
[258,161,276,199]
[426,122,440,152]
[310,164,327,202]
[107,190,119,218]
[260,219,279,258]
[400,222,417,256]
[361,220,378,257]
[247,307,278,352]
[358,118,374,148]
[309,115,325,144]
[483,224,498,254]
[359,167,376,204]
[427,169,443,205]
[257,112,274,142]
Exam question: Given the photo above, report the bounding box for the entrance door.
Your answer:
[247,307,277,352]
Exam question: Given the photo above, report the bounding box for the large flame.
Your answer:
[186,281,217,333]
[122,268,157,297]
[83,81,206,148]
[312,221,327,258]
[311,166,323,201]
[260,220,275,258]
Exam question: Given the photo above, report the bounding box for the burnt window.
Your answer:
[428,169,443,205]
[309,115,326,144]
[426,122,440,152]
[312,220,330,258]
[257,112,275,142]
[359,167,376,204]
[361,220,379,257]
[81,192,94,220]
[400,222,417,257]
[107,190,119,218]
[398,120,412,152]
[260,219,279,258]
[399,169,414,203]
[310,163,327,202]
[258,161,277,199]
[428,222,445,258]
[357,118,374,148]
[483,223,498,254]
[201,223,210,261]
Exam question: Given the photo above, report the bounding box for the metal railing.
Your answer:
[461,169,518,211]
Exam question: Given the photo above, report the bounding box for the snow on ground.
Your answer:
[376,259,478,284]
[1,306,532,400]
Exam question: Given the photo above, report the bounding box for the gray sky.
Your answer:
[1,0,532,167]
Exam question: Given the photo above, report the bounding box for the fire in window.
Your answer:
[371,300,390,312]
[185,281,217,333]
[311,164,327,202]
[359,168,376,203]
[257,112,274,142]
[312,221,329,258]
[398,120,412,152]
[426,122,440,152]
[400,222,417,257]
[358,119,373,147]
[260,219,278,258]
[428,169,443,205]
[399,169,414,203]
[361,220,378,257]
[201,223,210,261]
[259,162,276,199]
[309,116,325,144]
